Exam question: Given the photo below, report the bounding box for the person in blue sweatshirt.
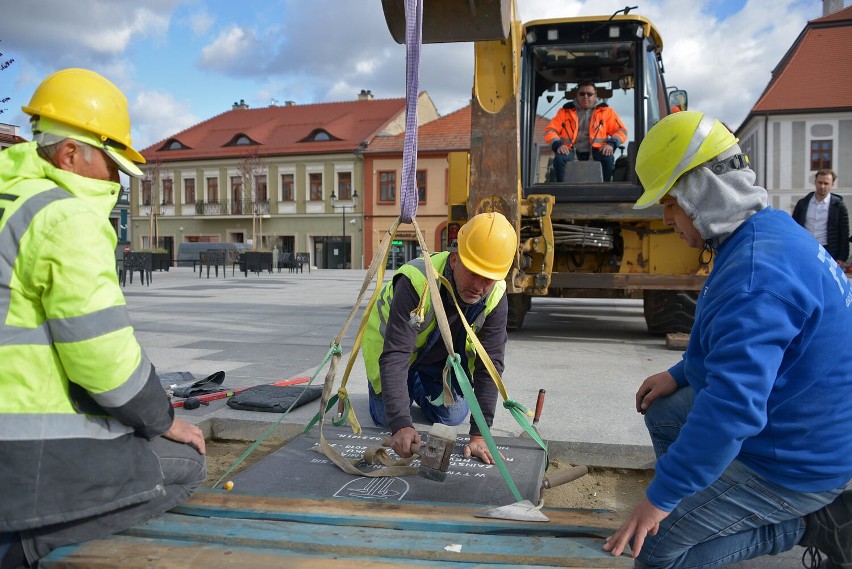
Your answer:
[603,111,852,569]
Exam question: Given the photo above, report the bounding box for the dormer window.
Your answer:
[224,133,259,147]
[159,138,189,151]
[301,129,340,143]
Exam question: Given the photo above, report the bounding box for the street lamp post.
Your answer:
[330,189,358,269]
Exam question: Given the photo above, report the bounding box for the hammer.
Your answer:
[416,423,457,482]
[377,424,457,481]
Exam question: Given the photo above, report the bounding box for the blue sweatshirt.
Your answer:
[647,207,852,512]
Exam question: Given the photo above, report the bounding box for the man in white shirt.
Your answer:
[792,169,849,264]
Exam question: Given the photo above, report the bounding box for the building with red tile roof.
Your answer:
[361,104,472,268]
[737,4,852,215]
[129,91,439,268]
[362,106,550,268]
[0,123,27,150]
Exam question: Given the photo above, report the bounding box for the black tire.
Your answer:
[507,293,530,331]
[643,290,697,335]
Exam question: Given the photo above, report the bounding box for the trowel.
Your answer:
[474,464,589,522]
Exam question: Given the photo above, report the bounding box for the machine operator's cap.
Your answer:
[23,68,146,178]
[32,116,144,178]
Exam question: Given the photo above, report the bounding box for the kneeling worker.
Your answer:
[603,111,852,568]
[0,69,206,568]
[364,213,518,465]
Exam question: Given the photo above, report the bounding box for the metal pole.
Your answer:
[342,206,346,269]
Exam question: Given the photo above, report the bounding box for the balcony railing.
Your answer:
[193,200,270,216]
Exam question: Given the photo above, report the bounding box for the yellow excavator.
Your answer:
[382,0,706,333]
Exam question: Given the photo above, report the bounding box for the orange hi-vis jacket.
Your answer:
[544,102,628,152]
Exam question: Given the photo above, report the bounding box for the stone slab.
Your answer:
[231,425,547,507]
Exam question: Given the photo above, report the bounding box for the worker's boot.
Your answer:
[800,490,852,569]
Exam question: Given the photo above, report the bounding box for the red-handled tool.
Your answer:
[532,388,546,428]
[174,376,310,408]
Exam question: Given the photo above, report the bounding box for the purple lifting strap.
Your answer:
[399,0,422,224]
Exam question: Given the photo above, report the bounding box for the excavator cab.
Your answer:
[521,16,673,199]
[382,1,705,334]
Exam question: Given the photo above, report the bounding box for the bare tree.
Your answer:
[142,159,168,250]
[0,40,16,115]
[237,151,264,249]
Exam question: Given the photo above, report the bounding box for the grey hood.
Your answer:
[669,144,768,247]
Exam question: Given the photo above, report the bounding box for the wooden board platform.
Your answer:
[41,490,632,568]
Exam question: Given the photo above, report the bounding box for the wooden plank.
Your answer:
[665,333,690,350]
[120,513,627,567]
[174,490,623,536]
[42,535,562,569]
[41,491,632,568]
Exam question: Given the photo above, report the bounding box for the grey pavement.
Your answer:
[125,266,804,568]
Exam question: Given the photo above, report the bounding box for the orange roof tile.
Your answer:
[365,104,550,153]
[0,132,27,146]
[366,104,472,153]
[751,6,852,114]
[140,97,408,162]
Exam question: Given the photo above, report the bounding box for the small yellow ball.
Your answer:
[224,481,234,491]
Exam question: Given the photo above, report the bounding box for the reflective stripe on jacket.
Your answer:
[0,142,174,532]
[363,251,506,395]
[544,103,628,150]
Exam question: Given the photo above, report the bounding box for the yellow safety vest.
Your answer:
[363,251,506,394]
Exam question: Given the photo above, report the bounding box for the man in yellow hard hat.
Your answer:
[604,111,852,568]
[363,212,518,464]
[0,69,206,568]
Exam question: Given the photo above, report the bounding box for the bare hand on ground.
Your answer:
[603,497,669,558]
[163,418,206,454]
[635,371,678,414]
[463,434,503,464]
[391,426,422,458]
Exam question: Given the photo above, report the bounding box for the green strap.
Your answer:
[211,344,336,489]
[448,354,523,503]
[504,399,548,452]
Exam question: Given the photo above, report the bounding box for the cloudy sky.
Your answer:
[0,0,833,152]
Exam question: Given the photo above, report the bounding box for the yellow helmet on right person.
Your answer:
[456,212,517,281]
[633,111,738,209]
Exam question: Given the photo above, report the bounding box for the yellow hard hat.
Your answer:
[633,111,738,209]
[23,68,146,178]
[456,212,517,280]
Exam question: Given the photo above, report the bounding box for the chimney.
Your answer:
[285,101,296,106]
[358,89,374,101]
[231,99,250,110]
[824,0,843,15]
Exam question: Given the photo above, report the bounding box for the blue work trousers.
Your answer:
[635,386,845,568]
[369,364,469,428]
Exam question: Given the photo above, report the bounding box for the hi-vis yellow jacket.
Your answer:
[363,251,506,395]
[0,142,173,532]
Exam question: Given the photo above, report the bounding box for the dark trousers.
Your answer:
[2,436,205,567]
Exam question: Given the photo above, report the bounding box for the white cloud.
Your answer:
[0,0,825,148]
[131,90,200,150]
[198,25,262,72]
[187,7,215,37]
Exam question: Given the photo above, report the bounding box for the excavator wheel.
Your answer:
[507,293,531,331]
[643,290,697,335]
